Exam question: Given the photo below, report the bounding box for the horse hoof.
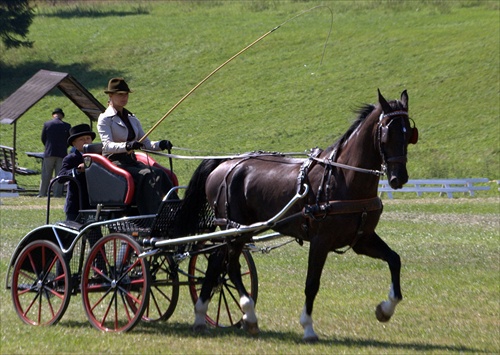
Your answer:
[375,304,391,322]
[192,323,208,333]
[303,335,319,343]
[242,320,260,336]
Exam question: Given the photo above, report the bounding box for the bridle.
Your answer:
[377,110,418,166]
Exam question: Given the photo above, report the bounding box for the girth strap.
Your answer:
[302,196,383,218]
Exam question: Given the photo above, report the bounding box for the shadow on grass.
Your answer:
[39,6,149,19]
[58,320,486,353]
[0,60,121,100]
[310,335,485,353]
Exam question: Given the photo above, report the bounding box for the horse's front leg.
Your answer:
[227,243,259,336]
[353,231,403,322]
[300,240,329,342]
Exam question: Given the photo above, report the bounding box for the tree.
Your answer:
[0,0,35,49]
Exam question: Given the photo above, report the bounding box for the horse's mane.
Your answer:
[331,103,376,152]
[331,99,406,153]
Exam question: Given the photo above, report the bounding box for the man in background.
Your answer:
[38,108,71,197]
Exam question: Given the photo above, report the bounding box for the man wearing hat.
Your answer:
[98,77,175,214]
[58,124,95,221]
[39,108,71,197]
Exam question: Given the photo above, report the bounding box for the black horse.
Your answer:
[174,90,418,341]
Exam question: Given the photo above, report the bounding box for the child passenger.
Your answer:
[58,124,95,221]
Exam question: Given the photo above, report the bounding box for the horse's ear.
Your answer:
[378,89,392,113]
[400,90,409,110]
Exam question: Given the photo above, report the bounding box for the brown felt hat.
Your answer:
[104,77,133,94]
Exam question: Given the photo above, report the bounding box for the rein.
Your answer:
[141,149,307,161]
[143,148,385,176]
[308,156,385,176]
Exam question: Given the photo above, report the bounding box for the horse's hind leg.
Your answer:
[353,232,403,322]
[227,243,259,336]
[193,248,226,332]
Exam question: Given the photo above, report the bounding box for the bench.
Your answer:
[0,145,39,176]
[378,178,491,199]
[0,183,19,198]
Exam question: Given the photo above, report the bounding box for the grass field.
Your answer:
[0,196,498,353]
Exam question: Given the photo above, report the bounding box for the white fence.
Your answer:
[378,178,491,199]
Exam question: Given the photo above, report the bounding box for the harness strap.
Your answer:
[216,157,252,223]
[332,211,367,255]
[297,147,322,194]
[302,196,382,218]
[301,197,382,254]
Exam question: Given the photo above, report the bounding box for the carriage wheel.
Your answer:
[11,240,71,326]
[188,242,258,328]
[81,233,150,332]
[142,253,179,322]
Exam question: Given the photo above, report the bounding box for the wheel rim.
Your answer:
[188,244,258,328]
[142,253,179,322]
[11,241,71,326]
[81,234,150,332]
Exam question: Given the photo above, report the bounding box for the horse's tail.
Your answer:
[173,159,225,237]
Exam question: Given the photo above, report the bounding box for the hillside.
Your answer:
[0,1,498,187]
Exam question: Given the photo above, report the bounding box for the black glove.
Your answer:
[125,141,143,151]
[159,140,173,151]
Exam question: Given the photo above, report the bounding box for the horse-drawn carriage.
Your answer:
[5,146,264,332]
[5,90,418,341]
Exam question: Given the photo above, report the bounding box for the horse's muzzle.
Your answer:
[388,164,408,189]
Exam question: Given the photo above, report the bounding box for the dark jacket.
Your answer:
[58,150,90,217]
[41,118,71,158]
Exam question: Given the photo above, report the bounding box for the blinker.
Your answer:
[409,126,419,144]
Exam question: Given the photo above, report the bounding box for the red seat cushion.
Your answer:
[135,152,179,187]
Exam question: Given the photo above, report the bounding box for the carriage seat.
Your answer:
[83,152,135,206]
[82,143,178,207]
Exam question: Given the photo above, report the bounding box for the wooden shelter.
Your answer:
[0,69,105,183]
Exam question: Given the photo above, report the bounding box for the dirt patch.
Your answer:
[383,211,499,229]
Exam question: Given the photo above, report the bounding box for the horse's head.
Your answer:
[377,89,418,189]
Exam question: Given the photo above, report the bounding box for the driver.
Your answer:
[97,77,175,214]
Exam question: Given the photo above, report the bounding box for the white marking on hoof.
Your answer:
[193,298,209,330]
[300,305,318,342]
[240,295,257,324]
[375,284,401,322]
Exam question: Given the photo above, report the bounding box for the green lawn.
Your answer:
[0,196,498,353]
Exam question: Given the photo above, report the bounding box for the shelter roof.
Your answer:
[0,69,105,124]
